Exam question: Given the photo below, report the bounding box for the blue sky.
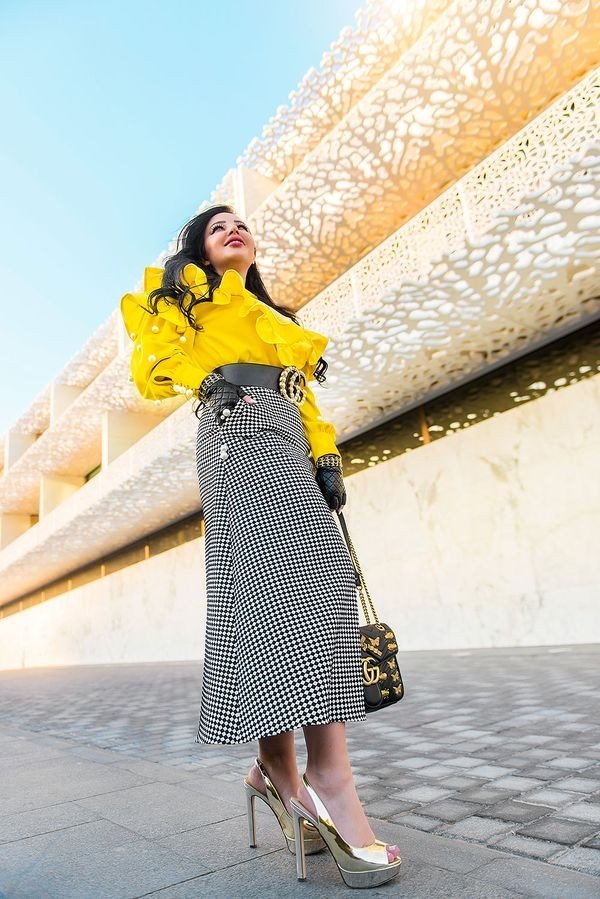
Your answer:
[0,0,360,434]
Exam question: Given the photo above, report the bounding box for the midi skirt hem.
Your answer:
[194,709,367,746]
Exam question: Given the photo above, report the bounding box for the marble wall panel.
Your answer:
[1,373,597,668]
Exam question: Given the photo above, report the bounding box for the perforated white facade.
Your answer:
[1,0,599,626]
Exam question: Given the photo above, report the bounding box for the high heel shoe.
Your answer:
[290,773,402,889]
[243,757,324,856]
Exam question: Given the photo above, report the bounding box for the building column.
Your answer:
[0,514,31,549]
[3,430,36,471]
[50,383,84,425]
[101,410,160,467]
[39,474,85,519]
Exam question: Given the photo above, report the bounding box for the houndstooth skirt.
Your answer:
[194,383,366,745]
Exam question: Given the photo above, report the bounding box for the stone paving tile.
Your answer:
[491,775,547,792]
[409,741,446,752]
[553,775,600,793]
[522,787,583,807]
[390,823,505,875]
[0,818,206,899]
[438,774,485,790]
[396,866,525,897]
[519,748,563,762]
[457,730,494,739]
[546,756,599,770]
[492,834,565,861]
[166,851,510,899]
[445,755,488,768]
[75,781,242,840]
[62,837,211,898]
[414,763,460,779]
[0,801,101,844]
[478,800,554,824]
[362,797,412,818]
[0,754,154,817]
[389,812,443,831]
[551,847,600,877]
[156,813,283,869]
[396,756,435,769]
[354,779,385,797]
[417,799,484,823]
[395,783,455,802]
[471,855,600,898]
[559,802,600,824]
[440,816,514,843]
[457,786,518,803]
[498,755,534,769]
[518,816,600,845]
[453,741,498,753]
[388,774,424,790]
[520,765,569,782]
[468,765,517,779]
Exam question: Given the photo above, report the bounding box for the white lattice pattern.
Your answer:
[212,0,449,190]
[249,0,600,308]
[302,69,600,337]
[303,142,600,438]
[1,0,599,603]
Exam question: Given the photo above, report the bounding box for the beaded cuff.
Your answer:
[198,371,225,404]
[316,453,343,470]
[172,383,198,400]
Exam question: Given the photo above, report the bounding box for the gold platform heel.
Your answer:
[243,757,324,856]
[290,773,402,888]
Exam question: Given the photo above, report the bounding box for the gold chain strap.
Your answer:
[337,511,379,625]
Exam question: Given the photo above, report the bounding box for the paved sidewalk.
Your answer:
[0,644,599,897]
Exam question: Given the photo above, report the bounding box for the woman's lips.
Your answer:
[226,239,244,247]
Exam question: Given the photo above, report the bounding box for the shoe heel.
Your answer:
[291,802,307,881]
[245,784,257,848]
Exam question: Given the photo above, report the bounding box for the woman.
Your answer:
[120,205,401,888]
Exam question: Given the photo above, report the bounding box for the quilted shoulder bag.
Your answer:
[336,510,405,713]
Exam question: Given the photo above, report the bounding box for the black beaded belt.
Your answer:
[213,362,307,406]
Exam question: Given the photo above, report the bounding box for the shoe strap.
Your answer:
[302,773,333,826]
[302,773,394,864]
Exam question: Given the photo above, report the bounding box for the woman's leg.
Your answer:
[297,722,376,847]
[245,730,302,815]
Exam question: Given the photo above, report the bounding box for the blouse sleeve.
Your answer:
[120,292,209,401]
[298,380,342,461]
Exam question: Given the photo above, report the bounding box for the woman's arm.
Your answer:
[298,380,342,461]
[120,293,209,401]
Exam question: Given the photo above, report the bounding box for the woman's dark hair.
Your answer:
[146,204,328,383]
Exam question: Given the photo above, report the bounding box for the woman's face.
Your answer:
[203,211,256,278]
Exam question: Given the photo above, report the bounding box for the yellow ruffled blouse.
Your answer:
[120,263,341,460]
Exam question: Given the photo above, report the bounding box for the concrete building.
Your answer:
[1,0,599,669]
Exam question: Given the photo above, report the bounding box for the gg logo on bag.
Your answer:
[362,657,380,686]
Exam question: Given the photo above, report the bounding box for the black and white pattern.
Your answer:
[194,384,366,745]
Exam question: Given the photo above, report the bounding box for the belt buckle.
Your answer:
[278,365,306,406]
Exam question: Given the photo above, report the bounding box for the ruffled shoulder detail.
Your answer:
[254,308,329,371]
[121,265,194,332]
[143,266,164,293]
[177,264,328,369]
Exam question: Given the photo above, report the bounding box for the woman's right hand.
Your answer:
[200,374,255,424]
